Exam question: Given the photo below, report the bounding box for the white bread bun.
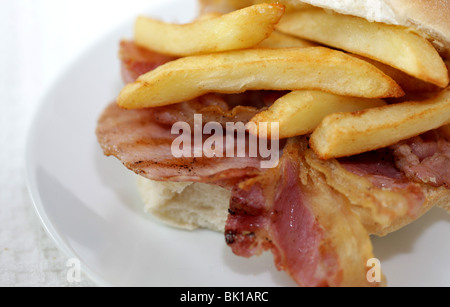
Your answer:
[137,176,230,232]
[200,0,450,57]
[298,0,450,57]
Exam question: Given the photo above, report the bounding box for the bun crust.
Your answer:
[385,0,450,55]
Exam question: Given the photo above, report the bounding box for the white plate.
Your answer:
[25,0,450,287]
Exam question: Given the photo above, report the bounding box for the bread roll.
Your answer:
[137,176,230,232]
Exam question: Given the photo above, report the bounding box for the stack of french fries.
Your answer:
[118,1,450,160]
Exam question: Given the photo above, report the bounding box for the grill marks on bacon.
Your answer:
[226,138,378,287]
[96,102,268,186]
[390,132,450,188]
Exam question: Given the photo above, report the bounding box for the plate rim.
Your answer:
[23,0,191,287]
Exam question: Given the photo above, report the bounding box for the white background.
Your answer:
[0,0,164,287]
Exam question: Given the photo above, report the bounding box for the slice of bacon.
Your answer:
[226,138,380,287]
[96,102,275,187]
[305,148,426,236]
[119,40,177,84]
[148,91,283,128]
[390,131,450,188]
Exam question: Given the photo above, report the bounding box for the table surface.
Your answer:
[0,0,166,287]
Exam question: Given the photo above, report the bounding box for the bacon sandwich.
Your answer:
[96,0,450,286]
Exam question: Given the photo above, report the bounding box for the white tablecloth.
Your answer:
[0,0,165,287]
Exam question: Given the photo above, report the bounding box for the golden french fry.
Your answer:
[250,90,386,139]
[277,9,449,88]
[135,3,285,56]
[200,0,311,13]
[118,47,404,109]
[252,0,312,12]
[194,12,315,49]
[257,31,317,48]
[310,87,450,159]
[199,0,254,13]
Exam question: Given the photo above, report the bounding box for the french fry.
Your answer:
[310,87,450,159]
[194,12,316,49]
[135,3,285,57]
[252,0,312,12]
[277,9,449,88]
[200,0,312,13]
[199,0,254,14]
[118,47,404,109]
[250,90,386,139]
[257,31,317,48]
